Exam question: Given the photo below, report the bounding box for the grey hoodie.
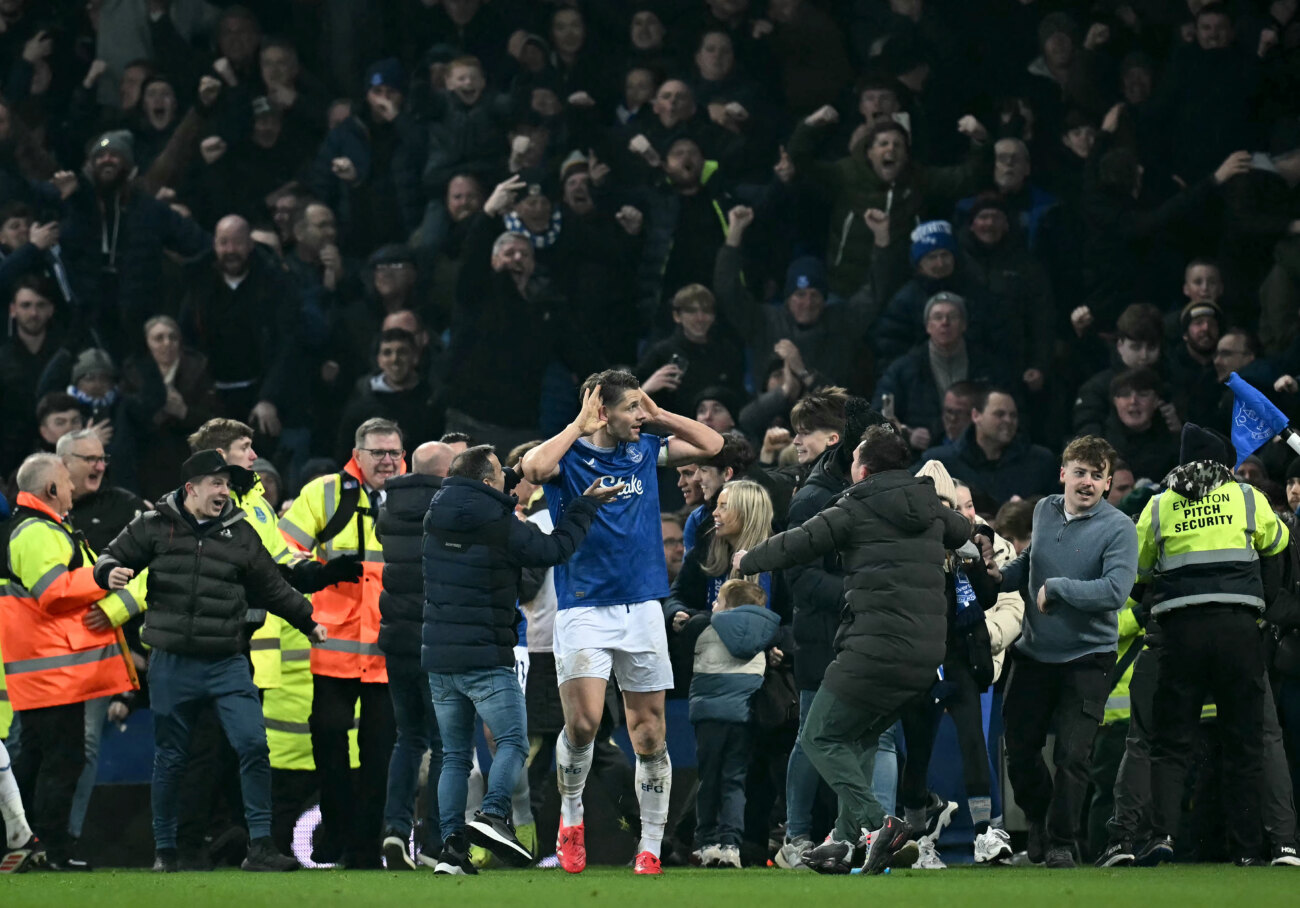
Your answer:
[1001,495,1138,663]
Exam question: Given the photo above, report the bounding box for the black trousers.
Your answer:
[900,662,990,813]
[309,676,395,867]
[270,768,319,856]
[694,720,752,847]
[1003,650,1114,851]
[1150,607,1266,859]
[13,701,85,859]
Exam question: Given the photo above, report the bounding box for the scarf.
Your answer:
[929,342,968,395]
[503,208,563,249]
[67,384,119,410]
[1163,460,1234,501]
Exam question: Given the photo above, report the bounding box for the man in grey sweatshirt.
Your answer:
[993,435,1138,868]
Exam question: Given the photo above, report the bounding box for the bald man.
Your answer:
[375,439,451,867]
[179,214,300,438]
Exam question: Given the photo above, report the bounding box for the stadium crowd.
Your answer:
[4,0,1300,877]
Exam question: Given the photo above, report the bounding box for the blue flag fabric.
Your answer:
[1226,372,1290,467]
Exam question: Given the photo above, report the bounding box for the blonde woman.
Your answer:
[666,480,777,629]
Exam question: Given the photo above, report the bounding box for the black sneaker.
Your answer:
[1026,820,1047,864]
[862,816,910,876]
[434,832,478,875]
[209,826,249,867]
[1044,847,1076,868]
[921,791,960,840]
[1234,856,1265,867]
[1136,836,1173,867]
[1095,841,1135,868]
[0,835,46,874]
[805,836,853,875]
[467,811,533,867]
[241,837,300,872]
[46,853,92,872]
[382,833,416,870]
[1272,843,1300,866]
[152,849,179,873]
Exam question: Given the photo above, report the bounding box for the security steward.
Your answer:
[94,450,328,873]
[1134,424,1290,866]
[279,417,401,868]
[0,453,140,871]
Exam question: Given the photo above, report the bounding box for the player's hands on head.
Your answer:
[638,388,663,421]
[571,383,606,436]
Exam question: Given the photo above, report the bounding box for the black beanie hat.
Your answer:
[1179,422,1233,468]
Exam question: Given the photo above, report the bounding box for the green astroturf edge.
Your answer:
[1,865,1294,908]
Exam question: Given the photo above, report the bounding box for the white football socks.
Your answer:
[635,748,672,858]
[0,741,34,848]
[555,730,593,827]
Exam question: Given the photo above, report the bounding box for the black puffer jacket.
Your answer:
[740,470,970,714]
[784,446,851,691]
[377,473,441,674]
[421,477,598,674]
[94,490,316,657]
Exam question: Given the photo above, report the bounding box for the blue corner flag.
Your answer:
[1226,372,1290,468]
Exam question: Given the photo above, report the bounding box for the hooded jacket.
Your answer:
[421,477,597,674]
[686,604,781,723]
[94,490,316,657]
[787,118,991,297]
[376,473,442,674]
[739,470,971,713]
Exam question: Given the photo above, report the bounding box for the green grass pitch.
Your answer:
[2,865,1294,907]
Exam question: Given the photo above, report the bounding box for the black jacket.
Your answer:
[70,486,146,556]
[783,445,852,691]
[740,470,970,714]
[377,473,441,674]
[421,477,598,674]
[95,490,316,657]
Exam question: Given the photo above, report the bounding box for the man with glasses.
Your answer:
[279,418,404,868]
[57,429,144,858]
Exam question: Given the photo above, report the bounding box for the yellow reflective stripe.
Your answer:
[264,717,310,734]
[1151,593,1265,614]
[314,639,384,656]
[0,690,9,702]
[115,588,143,618]
[249,638,281,651]
[279,518,314,550]
[1160,548,1258,569]
[1105,695,1130,711]
[322,477,339,523]
[30,564,68,597]
[4,644,120,675]
[282,649,311,662]
[1241,483,1256,536]
[1265,520,1287,556]
[1149,492,1164,560]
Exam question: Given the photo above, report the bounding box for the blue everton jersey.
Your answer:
[547,433,669,609]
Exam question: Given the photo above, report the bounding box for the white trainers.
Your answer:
[697,843,723,867]
[775,836,812,869]
[716,844,741,868]
[912,837,946,869]
[974,827,1013,864]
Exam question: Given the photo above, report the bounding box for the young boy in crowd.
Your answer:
[682,578,780,869]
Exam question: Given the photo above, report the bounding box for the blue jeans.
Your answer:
[384,667,442,842]
[150,651,272,850]
[786,687,900,838]
[429,667,527,841]
[68,696,110,839]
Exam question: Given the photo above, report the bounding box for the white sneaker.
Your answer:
[698,843,723,867]
[912,837,946,870]
[716,844,741,868]
[974,827,1013,864]
[775,837,812,869]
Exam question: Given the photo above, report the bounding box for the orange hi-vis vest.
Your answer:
[0,494,139,711]
[279,458,395,684]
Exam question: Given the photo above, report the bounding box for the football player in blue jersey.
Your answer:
[521,369,723,874]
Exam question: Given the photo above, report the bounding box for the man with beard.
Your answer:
[56,128,210,353]
[178,216,302,441]
[0,275,60,478]
[789,110,991,297]
[1165,297,1223,426]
